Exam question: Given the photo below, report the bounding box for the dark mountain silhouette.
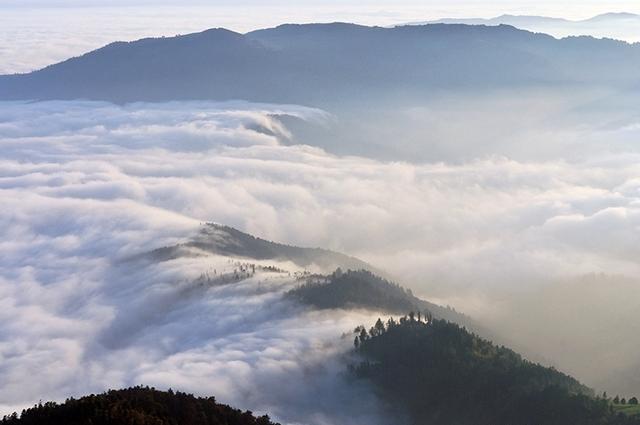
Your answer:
[0,386,278,425]
[0,28,281,103]
[148,223,375,272]
[351,317,640,425]
[1,23,639,105]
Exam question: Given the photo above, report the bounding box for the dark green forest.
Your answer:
[288,268,418,311]
[351,316,640,425]
[0,387,278,425]
[287,269,470,324]
[4,271,639,425]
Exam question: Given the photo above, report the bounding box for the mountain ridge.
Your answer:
[147,223,379,274]
[403,12,640,43]
[419,12,640,26]
[2,22,639,104]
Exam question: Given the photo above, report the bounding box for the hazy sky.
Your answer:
[5,1,640,21]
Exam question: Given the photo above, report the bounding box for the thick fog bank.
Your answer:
[284,88,640,163]
[0,101,395,424]
[1,100,639,411]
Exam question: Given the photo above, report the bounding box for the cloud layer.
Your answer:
[0,101,396,424]
[1,100,639,418]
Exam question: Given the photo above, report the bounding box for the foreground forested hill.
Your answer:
[0,387,279,425]
[351,317,640,425]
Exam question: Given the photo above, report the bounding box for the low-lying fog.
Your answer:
[1,96,639,419]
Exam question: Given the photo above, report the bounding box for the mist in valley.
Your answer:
[2,8,640,424]
[1,92,639,417]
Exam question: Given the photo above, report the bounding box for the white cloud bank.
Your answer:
[0,101,395,424]
[1,100,640,418]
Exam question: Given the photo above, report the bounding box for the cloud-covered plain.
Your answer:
[1,100,640,416]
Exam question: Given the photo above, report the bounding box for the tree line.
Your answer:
[1,386,279,425]
[350,314,640,425]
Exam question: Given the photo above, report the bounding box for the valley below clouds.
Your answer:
[1,99,640,421]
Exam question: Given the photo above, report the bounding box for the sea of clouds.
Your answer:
[1,100,639,420]
[0,101,399,424]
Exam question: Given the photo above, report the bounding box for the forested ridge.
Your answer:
[148,224,372,272]
[288,269,473,325]
[288,269,418,310]
[0,387,279,425]
[351,316,640,425]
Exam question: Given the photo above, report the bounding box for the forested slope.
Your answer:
[0,387,279,425]
[351,317,640,425]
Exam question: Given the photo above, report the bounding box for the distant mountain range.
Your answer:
[414,12,640,26]
[1,23,639,105]
[404,12,640,43]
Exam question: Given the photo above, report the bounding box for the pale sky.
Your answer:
[5,1,640,23]
[2,1,640,74]
[1,0,639,12]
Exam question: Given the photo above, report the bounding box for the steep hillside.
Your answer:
[351,317,640,425]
